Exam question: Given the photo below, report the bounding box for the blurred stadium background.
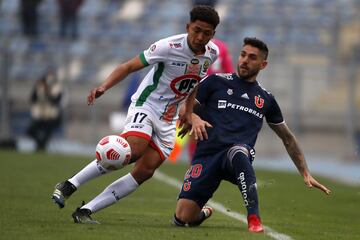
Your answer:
[0,0,359,176]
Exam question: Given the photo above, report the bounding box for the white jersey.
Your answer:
[131,33,219,124]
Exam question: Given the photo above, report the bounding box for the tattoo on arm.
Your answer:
[269,123,309,176]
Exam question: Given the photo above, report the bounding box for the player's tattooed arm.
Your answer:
[269,123,332,195]
[269,123,308,174]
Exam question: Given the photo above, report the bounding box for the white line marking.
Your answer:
[154,170,294,240]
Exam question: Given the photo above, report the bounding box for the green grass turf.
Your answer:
[0,150,359,240]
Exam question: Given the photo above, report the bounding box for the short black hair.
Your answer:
[243,37,269,60]
[190,5,220,29]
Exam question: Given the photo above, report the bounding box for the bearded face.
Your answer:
[236,45,267,82]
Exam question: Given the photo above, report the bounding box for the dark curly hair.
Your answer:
[190,5,220,29]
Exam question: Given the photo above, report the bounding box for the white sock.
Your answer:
[68,159,111,188]
[82,173,139,213]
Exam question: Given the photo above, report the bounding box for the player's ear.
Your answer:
[186,23,190,32]
[212,30,216,38]
[260,60,268,70]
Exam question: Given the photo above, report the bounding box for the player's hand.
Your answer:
[178,124,191,138]
[189,114,212,141]
[178,114,192,138]
[178,105,191,129]
[304,174,332,195]
[87,86,106,105]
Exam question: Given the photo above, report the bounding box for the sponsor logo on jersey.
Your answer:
[254,95,264,108]
[169,42,182,49]
[130,124,145,129]
[170,74,202,96]
[217,100,263,118]
[227,89,233,95]
[191,58,199,64]
[170,61,186,67]
[218,100,227,108]
[162,74,201,123]
[241,93,249,99]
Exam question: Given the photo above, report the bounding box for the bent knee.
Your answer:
[228,144,249,159]
[227,144,255,163]
[175,199,201,223]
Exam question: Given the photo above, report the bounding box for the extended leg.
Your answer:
[227,144,264,233]
[52,160,110,208]
[52,135,149,209]
[72,146,163,223]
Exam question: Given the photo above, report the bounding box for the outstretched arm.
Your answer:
[87,56,146,105]
[269,123,331,195]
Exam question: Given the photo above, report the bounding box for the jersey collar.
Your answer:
[234,73,259,86]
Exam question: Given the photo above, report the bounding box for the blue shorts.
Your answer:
[178,144,254,208]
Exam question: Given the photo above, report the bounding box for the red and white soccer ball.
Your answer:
[95,135,131,170]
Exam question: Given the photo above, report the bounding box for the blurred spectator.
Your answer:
[26,69,63,151]
[207,38,234,75]
[19,0,43,38]
[57,0,83,40]
[121,73,142,111]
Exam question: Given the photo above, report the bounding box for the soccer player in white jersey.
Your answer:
[51,5,220,224]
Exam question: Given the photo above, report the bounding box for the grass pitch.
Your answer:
[0,150,359,240]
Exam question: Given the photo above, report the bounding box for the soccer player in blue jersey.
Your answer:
[173,37,331,233]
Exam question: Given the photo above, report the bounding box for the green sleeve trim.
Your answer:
[136,62,164,106]
[139,52,149,66]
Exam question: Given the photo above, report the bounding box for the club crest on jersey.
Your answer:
[254,95,264,108]
[202,59,211,73]
[227,89,233,95]
[170,74,202,96]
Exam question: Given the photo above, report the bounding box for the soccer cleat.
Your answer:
[247,214,264,233]
[72,207,99,224]
[201,206,213,220]
[52,181,77,208]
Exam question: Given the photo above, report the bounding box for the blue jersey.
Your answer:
[194,73,284,158]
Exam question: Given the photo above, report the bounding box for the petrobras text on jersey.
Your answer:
[217,100,263,119]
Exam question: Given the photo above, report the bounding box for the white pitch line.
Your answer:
[154,170,294,240]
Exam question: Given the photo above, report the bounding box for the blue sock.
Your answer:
[227,145,259,217]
